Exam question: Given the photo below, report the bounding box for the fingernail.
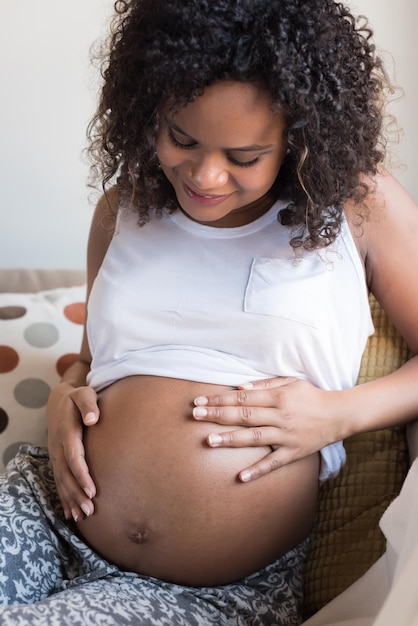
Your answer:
[71,509,81,522]
[84,487,94,499]
[193,407,208,418]
[81,502,92,517]
[240,470,251,483]
[208,434,222,446]
[240,383,254,389]
[194,396,208,406]
[85,412,96,425]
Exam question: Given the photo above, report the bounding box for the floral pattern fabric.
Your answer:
[0,447,307,625]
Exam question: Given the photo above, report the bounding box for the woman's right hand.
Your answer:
[46,382,100,521]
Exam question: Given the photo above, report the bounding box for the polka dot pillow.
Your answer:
[0,285,86,471]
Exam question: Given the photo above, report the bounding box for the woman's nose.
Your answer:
[188,152,229,189]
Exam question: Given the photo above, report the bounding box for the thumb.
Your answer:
[72,386,100,426]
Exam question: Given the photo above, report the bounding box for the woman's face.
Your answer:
[156,81,287,227]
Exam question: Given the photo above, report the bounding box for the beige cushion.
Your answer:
[0,268,86,293]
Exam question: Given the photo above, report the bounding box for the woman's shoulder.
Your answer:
[93,185,120,233]
[86,186,121,285]
[344,168,417,257]
[346,168,418,352]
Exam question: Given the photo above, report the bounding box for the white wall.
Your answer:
[0,0,416,269]
[347,0,418,195]
[0,0,112,269]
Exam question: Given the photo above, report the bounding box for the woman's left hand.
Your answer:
[193,377,343,482]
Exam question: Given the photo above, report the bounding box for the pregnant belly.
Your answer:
[76,375,319,586]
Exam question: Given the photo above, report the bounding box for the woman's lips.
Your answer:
[183,183,232,206]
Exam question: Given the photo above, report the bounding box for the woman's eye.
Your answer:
[167,125,260,167]
[167,127,196,149]
[228,155,260,168]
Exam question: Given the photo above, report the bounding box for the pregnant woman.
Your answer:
[1,1,418,625]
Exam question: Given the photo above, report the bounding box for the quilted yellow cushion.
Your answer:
[303,295,411,617]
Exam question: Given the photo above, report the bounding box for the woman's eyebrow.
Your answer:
[231,144,275,153]
[167,119,274,152]
[168,120,193,137]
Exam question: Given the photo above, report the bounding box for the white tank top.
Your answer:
[87,200,374,480]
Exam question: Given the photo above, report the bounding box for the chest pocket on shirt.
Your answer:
[244,256,330,328]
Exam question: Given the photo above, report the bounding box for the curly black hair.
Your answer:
[88,0,391,249]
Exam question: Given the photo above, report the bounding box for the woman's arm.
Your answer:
[47,188,118,520]
[343,169,418,432]
[193,170,418,481]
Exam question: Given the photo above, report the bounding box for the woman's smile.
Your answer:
[182,182,234,206]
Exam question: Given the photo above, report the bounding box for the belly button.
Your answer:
[129,528,149,545]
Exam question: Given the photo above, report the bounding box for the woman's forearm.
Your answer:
[335,355,418,439]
